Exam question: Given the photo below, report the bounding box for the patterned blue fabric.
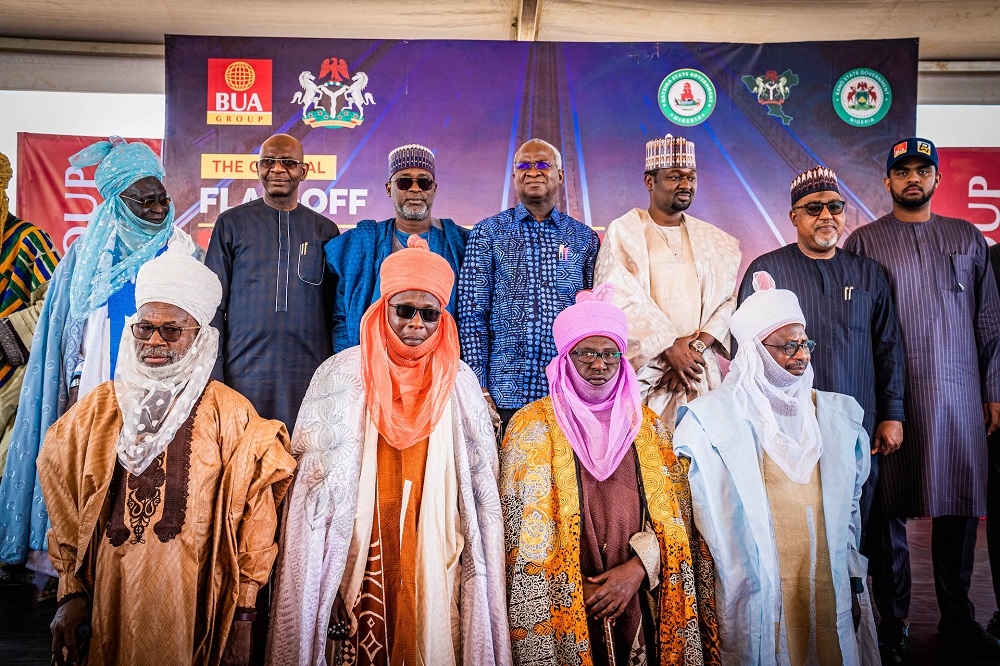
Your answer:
[67,137,173,321]
[325,218,469,352]
[457,203,599,410]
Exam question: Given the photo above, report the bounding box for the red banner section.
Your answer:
[15,133,162,253]
[934,148,1000,244]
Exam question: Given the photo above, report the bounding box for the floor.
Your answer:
[1,519,999,664]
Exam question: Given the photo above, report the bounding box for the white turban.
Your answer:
[135,248,223,326]
[730,271,806,344]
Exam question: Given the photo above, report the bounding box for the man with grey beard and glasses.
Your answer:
[325,143,469,352]
[38,247,294,666]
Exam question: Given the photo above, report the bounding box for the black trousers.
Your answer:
[498,407,520,442]
[870,511,979,624]
[987,430,1000,608]
[859,453,880,557]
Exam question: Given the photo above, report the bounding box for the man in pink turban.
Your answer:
[501,283,720,666]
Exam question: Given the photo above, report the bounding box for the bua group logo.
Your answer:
[207,59,273,126]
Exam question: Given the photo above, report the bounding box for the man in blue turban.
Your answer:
[0,136,201,571]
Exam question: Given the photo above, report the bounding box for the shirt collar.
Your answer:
[514,201,563,227]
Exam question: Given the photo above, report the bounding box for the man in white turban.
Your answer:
[37,247,296,666]
[673,271,877,665]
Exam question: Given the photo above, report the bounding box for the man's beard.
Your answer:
[137,344,181,367]
[395,201,430,221]
[891,184,936,210]
[670,193,693,213]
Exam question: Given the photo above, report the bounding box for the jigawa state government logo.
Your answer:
[832,67,892,127]
[658,69,716,126]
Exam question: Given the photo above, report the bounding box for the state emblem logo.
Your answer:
[207,59,273,125]
[658,69,716,126]
[741,69,800,125]
[832,68,892,127]
[291,57,376,130]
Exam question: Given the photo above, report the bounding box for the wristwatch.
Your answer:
[689,339,707,354]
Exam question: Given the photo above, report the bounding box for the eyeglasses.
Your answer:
[762,340,816,357]
[120,194,172,210]
[255,157,307,171]
[792,200,846,216]
[131,322,201,342]
[390,304,442,323]
[514,161,553,171]
[570,350,623,365]
[390,176,435,191]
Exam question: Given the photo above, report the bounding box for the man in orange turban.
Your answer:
[268,236,511,666]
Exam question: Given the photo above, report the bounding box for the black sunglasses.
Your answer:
[792,200,846,216]
[390,176,435,191]
[120,194,171,210]
[390,304,442,323]
[132,322,200,342]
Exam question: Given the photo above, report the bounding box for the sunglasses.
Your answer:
[120,194,172,210]
[256,157,307,170]
[390,176,435,191]
[514,161,553,171]
[131,323,201,342]
[390,304,442,323]
[763,340,816,357]
[792,200,846,216]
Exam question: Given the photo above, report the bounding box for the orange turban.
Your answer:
[360,234,460,449]
[379,235,455,305]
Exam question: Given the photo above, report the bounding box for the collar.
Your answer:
[514,201,563,227]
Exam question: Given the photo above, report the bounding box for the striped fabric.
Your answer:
[0,215,59,387]
[845,213,1000,517]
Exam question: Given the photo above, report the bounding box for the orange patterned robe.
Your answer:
[500,398,720,666]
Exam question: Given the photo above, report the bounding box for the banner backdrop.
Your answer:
[15,132,162,253]
[164,36,918,266]
[935,148,1000,245]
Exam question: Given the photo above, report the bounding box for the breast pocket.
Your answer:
[296,242,324,285]
[847,288,872,333]
[938,252,973,293]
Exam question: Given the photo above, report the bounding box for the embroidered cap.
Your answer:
[645,134,696,171]
[790,166,840,206]
[388,143,435,179]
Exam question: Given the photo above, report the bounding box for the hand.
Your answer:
[852,592,861,632]
[661,367,686,393]
[50,597,90,666]
[221,620,252,666]
[66,384,80,411]
[582,556,647,620]
[660,336,706,391]
[331,590,350,626]
[872,420,903,455]
[986,403,1000,436]
[483,391,502,436]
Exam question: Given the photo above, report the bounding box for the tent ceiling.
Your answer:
[1,0,999,60]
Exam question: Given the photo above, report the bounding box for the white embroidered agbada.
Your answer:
[594,207,741,428]
[265,347,511,666]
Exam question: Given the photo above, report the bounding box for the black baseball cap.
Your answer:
[886,137,938,173]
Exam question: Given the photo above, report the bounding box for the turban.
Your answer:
[645,134,696,171]
[379,234,454,306]
[135,248,223,327]
[388,144,435,179]
[69,136,165,200]
[730,271,805,344]
[790,166,840,206]
[546,284,642,482]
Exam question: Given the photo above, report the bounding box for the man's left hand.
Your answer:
[221,620,252,666]
[872,420,903,455]
[986,403,1000,436]
[582,556,646,620]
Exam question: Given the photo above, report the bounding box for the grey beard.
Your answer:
[395,202,430,221]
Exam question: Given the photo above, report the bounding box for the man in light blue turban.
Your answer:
[0,136,200,571]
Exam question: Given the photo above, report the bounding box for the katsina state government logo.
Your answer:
[291,57,376,129]
[742,69,800,125]
[832,68,892,127]
[658,69,716,126]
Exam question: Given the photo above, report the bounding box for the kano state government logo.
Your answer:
[742,69,800,125]
[833,68,892,127]
[207,59,273,125]
[291,57,376,129]
[658,69,716,126]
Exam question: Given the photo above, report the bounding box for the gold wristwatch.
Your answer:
[689,339,707,354]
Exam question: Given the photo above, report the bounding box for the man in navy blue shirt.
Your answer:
[458,138,599,431]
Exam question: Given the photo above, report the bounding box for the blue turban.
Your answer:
[67,137,175,321]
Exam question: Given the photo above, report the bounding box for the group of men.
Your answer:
[0,126,997,666]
